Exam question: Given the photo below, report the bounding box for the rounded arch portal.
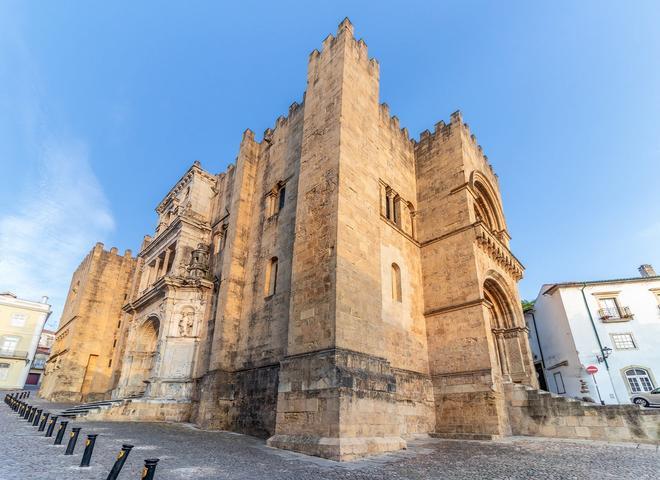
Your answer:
[483,275,529,383]
[123,315,161,397]
[470,172,505,233]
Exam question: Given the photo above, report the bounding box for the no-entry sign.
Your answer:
[586,365,598,374]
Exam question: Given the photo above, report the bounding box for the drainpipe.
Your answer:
[580,284,621,404]
[528,309,549,390]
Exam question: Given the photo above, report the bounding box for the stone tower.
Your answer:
[40,243,136,402]
[415,113,536,440]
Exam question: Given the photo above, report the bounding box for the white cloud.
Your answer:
[0,5,115,330]
[0,139,115,330]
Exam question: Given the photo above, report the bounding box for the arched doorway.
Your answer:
[484,278,527,383]
[125,316,160,397]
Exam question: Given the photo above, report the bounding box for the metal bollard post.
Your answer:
[32,409,43,427]
[38,412,50,431]
[26,406,34,420]
[80,434,98,467]
[105,444,134,480]
[28,406,36,422]
[64,427,81,455]
[26,391,30,398]
[45,415,59,437]
[141,459,160,480]
[20,404,28,418]
[54,420,68,445]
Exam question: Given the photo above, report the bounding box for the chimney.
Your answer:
[638,264,656,277]
[41,296,49,304]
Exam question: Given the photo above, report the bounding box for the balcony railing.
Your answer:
[598,306,633,322]
[0,348,28,359]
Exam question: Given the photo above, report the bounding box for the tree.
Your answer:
[521,299,535,313]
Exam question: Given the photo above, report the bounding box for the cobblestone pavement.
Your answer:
[2,395,658,480]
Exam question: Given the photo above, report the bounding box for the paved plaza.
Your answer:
[2,396,659,480]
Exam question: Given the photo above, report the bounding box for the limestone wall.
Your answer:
[40,244,136,402]
[506,384,660,443]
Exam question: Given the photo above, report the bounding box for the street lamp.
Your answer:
[597,346,612,363]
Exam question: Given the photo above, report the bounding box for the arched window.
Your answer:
[265,257,279,296]
[473,180,503,232]
[391,263,402,302]
[625,368,654,393]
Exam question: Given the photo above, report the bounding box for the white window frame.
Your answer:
[610,332,637,350]
[624,367,655,393]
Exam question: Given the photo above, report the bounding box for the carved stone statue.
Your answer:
[178,309,195,336]
[187,243,210,279]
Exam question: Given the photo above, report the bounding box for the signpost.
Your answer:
[586,365,604,405]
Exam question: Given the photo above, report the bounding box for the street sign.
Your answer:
[586,365,598,374]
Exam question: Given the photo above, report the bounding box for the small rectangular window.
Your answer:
[10,314,27,327]
[553,372,566,394]
[611,333,636,350]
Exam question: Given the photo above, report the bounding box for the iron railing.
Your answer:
[0,348,28,359]
[598,306,633,321]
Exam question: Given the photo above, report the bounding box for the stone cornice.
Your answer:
[140,216,211,260]
[473,222,524,281]
[125,275,213,312]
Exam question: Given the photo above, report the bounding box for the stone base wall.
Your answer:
[38,390,82,404]
[193,365,280,438]
[432,369,510,439]
[267,348,434,460]
[505,383,660,443]
[83,399,191,423]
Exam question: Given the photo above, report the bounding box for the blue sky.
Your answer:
[1,1,659,329]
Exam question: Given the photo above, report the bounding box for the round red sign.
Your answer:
[586,365,598,374]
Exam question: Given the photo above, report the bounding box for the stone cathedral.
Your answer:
[41,19,555,460]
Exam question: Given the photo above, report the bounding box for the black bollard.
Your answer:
[105,444,134,480]
[38,412,50,431]
[54,420,68,445]
[80,434,98,467]
[141,459,160,480]
[25,405,33,419]
[26,391,30,398]
[64,427,81,455]
[32,409,43,426]
[28,406,36,423]
[45,415,58,437]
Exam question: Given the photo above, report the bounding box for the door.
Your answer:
[80,354,98,398]
[26,373,40,385]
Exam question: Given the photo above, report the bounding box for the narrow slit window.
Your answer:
[265,257,279,296]
[278,186,286,211]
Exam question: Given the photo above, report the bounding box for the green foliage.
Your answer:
[521,300,535,312]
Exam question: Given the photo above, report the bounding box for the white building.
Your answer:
[526,265,660,405]
[0,292,51,389]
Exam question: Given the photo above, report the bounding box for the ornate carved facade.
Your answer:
[42,20,543,460]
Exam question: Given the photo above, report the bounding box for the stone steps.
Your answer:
[58,398,133,418]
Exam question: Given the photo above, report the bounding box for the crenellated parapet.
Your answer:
[379,103,414,147]
[414,110,499,181]
[307,17,379,80]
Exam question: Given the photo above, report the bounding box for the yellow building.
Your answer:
[0,292,51,389]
